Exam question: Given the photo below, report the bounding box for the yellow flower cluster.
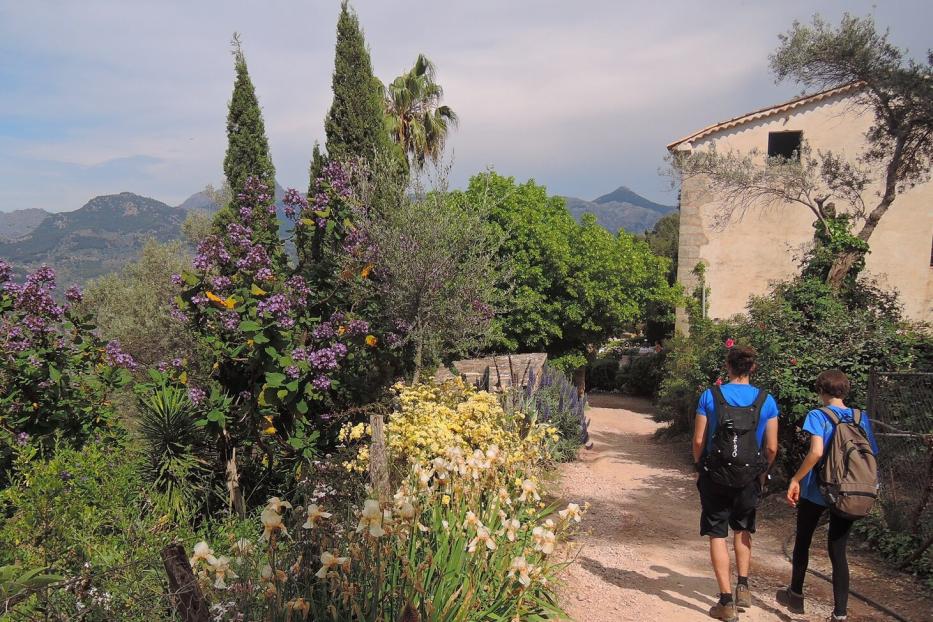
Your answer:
[339,379,550,473]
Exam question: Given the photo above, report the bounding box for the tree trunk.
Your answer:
[825,250,862,290]
[161,543,210,622]
[369,414,390,502]
[573,365,586,398]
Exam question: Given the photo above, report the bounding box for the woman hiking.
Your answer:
[777,369,880,621]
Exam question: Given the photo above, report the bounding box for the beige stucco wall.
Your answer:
[676,91,933,329]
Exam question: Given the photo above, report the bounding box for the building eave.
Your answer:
[666,82,865,152]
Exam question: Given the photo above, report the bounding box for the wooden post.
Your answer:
[369,414,390,502]
[161,543,210,622]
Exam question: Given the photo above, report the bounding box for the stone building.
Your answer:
[668,84,933,330]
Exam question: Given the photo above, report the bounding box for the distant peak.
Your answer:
[592,186,674,213]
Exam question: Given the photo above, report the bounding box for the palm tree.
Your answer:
[385,54,458,168]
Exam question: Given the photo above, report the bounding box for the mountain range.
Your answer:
[563,186,676,233]
[0,184,669,285]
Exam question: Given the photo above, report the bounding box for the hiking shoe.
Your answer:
[775,587,805,614]
[708,601,738,622]
[735,583,751,610]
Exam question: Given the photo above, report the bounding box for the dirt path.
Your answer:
[556,394,932,622]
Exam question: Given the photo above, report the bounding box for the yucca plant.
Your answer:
[136,383,210,518]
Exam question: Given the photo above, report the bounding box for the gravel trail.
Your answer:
[556,394,932,622]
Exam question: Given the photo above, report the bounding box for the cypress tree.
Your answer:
[323,1,391,166]
[214,34,281,262]
[308,141,325,196]
[223,34,276,198]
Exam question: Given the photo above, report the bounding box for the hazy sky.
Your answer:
[1,0,930,212]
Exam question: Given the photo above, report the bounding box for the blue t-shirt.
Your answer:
[800,406,879,506]
[696,383,779,456]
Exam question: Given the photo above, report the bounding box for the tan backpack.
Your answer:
[818,407,879,519]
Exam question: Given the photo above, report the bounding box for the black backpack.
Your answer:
[702,385,769,488]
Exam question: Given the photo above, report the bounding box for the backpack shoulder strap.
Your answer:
[752,388,769,411]
[851,408,862,426]
[819,406,841,426]
[711,385,728,412]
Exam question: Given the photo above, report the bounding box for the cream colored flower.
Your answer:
[396,498,416,520]
[232,538,254,559]
[356,499,385,537]
[467,526,497,553]
[485,444,501,463]
[559,502,583,523]
[260,507,288,542]
[497,487,513,507]
[286,597,311,619]
[500,517,521,542]
[518,479,540,503]
[462,511,482,530]
[189,541,217,567]
[431,457,450,481]
[315,551,350,579]
[508,556,534,587]
[265,497,293,513]
[302,504,332,529]
[210,556,237,589]
[532,524,556,555]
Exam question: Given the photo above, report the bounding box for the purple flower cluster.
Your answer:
[104,340,138,370]
[221,311,240,331]
[312,375,332,391]
[282,188,308,220]
[285,276,310,300]
[345,318,369,336]
[65,284,84,303]
[237,177,275,217]
[257,294,293,328]
[14,431,29,446]
[294,342,347,371]
[226,223,253,249]
[209,275,233,291]
[235,243,271,273]
[0,260,12,285]
[170,273,183,286]
[255,268,274,282]
[156,358,184,372]
[285,365,301,379]
[193,235,231,271]
[187,386,206,405]
[311,322,336,340]
[2,323,29,353]
[4,266,66,334]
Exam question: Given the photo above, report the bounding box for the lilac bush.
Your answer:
[0,262,133,470]
[170,168,406,503]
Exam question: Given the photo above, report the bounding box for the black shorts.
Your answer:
[697,473,760,538]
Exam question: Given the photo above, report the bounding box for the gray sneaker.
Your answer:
[775,587,805,614]
[709,601,738,622]
[735,583,751,610]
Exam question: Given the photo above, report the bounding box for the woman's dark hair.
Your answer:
[815,369,850,399]
[726,346,758,377]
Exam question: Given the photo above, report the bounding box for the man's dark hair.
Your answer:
[815,369,850,399]
[726,345,758,377]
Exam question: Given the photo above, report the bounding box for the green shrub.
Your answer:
[0,437,184,620]
[586,358,619,391]
[617,352,666,397]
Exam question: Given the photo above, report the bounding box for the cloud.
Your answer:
[1,0,930,212]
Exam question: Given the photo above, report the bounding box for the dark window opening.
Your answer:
[768,131,803,161]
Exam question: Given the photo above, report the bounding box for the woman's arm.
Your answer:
[786,434,824,507]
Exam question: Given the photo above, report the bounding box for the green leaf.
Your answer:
[264,346,279,359]
[239,319,262,332]
[265,372,286,387]
[48,365,61,383]
[296,400,308,415]
[277,389,289,400]
[252,333,270,345]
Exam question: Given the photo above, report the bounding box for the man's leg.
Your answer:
[734,530,751,578]
[710,536,732,594]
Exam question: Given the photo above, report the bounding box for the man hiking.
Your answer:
[693,344,779,621]
[777,369,880,621]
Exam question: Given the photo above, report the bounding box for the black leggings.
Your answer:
[790,498,854,617]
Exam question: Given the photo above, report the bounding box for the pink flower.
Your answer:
[715,378,723,386]
[725,338,735,349]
